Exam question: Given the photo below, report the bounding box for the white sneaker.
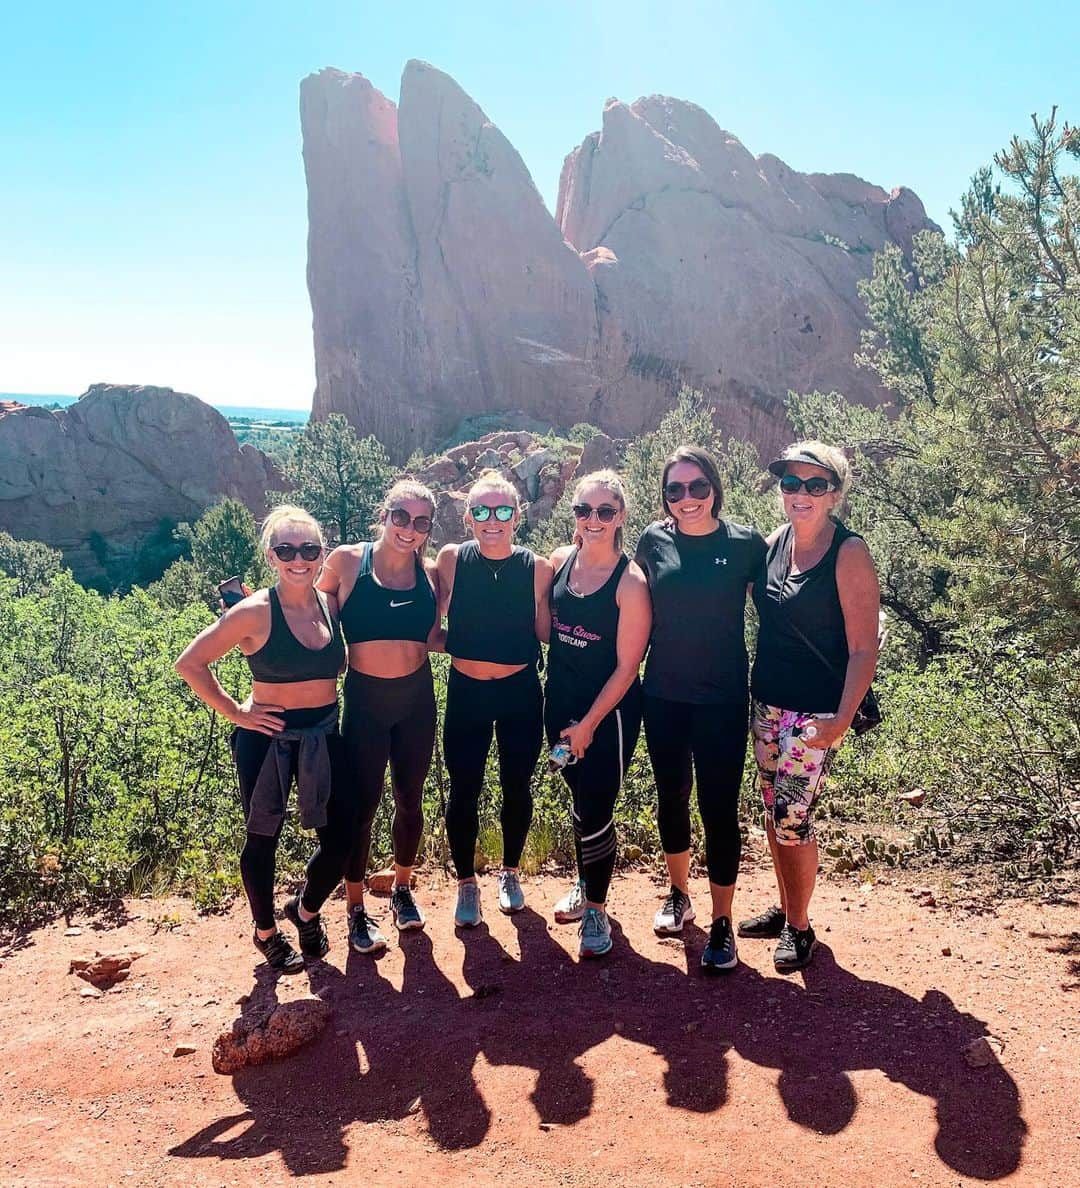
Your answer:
[553,878,586,923]
[497,870,525,914]
[653,886,695,934]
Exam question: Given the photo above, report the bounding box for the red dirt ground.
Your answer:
[1,857,1077,1188]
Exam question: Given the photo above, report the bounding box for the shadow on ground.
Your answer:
[171,909,1026,1179]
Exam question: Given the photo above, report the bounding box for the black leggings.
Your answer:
[232,705,352,931]
[643,694,749,887]
[340,663,437,882]
[443,665,543,879]
[545,684,642,905]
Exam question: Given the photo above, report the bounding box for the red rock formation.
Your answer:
[303,64,939,460]
[0,384,280,582]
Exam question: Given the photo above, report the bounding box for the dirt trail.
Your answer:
[1,860,1077,1188]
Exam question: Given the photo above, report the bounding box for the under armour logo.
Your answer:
[715,557,727,565]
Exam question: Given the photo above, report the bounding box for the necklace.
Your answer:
[479,552,512,581]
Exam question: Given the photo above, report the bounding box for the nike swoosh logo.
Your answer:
[389,600,413,608]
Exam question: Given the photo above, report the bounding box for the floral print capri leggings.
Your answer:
[751,699,837,846]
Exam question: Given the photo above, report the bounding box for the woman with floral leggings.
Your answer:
[743,441,880,972]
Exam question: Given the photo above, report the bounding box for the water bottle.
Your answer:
[548,721,579,771]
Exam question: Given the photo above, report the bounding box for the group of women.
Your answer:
[175,438,880,976]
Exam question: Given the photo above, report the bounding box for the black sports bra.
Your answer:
[339,542,437,646]
[246,587,345,684]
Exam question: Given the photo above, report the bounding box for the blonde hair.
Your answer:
[259,504,324,552]
[778,440,852,499]
[376,478,436,551]
[467,468,520,508]
[573,468,628,552]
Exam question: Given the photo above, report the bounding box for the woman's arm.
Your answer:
[807,537,880,749]
[558,562,653,758]
[424,557,447,652]
[174,600,284,735]
[533,555,554,645]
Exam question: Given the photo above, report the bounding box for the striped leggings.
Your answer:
[544,684,642,905]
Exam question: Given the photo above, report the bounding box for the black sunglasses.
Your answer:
[271,542,323,562]
[469,504,515,522]
[779,474,836,497]
[389,507,432,534]
[572,503,619,523]
[664,478,712,502]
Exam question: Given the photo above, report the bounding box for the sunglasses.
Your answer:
[778,474,836,497]
[389,507,432,534]
[664,478,713,502]
[271,542,323,562]
[469,504,515,523]
[571,503,619,523]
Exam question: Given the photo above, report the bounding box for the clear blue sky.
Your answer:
[2,1,1076,410]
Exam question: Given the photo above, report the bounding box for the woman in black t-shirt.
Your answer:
[547,470,651,958]
[634,446,766,973]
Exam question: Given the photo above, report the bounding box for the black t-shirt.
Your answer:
[634,519,766,705]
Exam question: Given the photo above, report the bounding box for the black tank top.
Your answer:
[246,587,345,684]
[548,550,632,707]
[445,542,538,665]
[751,520,860,713]
[339,543,437,646]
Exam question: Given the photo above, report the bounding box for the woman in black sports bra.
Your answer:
[318,479,441,955]
[175,505,348,974]
[546,470,651,959]
[435,469,554,928]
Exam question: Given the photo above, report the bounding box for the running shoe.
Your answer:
[700,916,738,974]
[283,894,330,958]
[737,904,786,938]
[253,928,305,974]
[497,870,525,914]
[391,884,425,931]
[454,881,483,928]
[578,907,613,958]
[774,922,817,972]
[553,878,586,924]
[653,886,695,934]
[348,906,388,955]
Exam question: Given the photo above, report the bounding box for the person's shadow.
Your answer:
[171,908,1025,1181]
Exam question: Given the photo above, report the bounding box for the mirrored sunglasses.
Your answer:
[469,504,515,522]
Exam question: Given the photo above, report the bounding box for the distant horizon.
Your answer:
[3,392,310,421]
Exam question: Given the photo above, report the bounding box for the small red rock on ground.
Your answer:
[1,860,1077,1187]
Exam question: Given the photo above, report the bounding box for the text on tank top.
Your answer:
[246,586,345,684]
[445,542,539,665]
[338,542,437,646]
[548,550,629,704]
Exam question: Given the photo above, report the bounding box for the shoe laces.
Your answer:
[460,883,480,908]
[263,931,293,961]
[709,917,731,947]
[393,885,416,911]
[581,907,605,938]
[662,887,685,919]
[499,870,520,894]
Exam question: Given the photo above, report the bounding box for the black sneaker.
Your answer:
[774,922,817,972]
[653,886,696,934]
[349,906,388,955]
[284,894,330,958]
[390,885,425,931]
[701,916,739,974]
[253,929,305,974]
[737,905,786,939]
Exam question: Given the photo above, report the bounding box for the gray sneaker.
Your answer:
[653,886,695,935]
[497,870,525,914]
[454,881,483,928]
[578,907,613,958]
[348,907,388,955]
[553,878,586,923]
[391,884,425,931]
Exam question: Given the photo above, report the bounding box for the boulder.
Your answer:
[304,65,939,460]
[0,384,279,583]
[212,998,331,1074]
[69,948,147,991]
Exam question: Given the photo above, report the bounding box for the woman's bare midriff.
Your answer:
[348,639,429,679]
[250,677,340,709]
[451,657,527,680]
